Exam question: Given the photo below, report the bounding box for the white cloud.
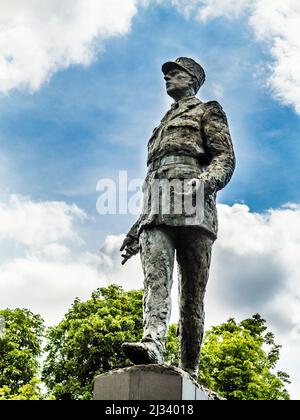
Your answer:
[209,203,300,335]
[205,203,300,400]
[168,0,200,17]
[185,0,251,21]
[0,0,138,93]
[0,194,86,246]
[167,0,251,20]
[0,195,98,324]
[169,0,300,115]
[249,0,300,114]
[0,195,141,325]
[0,256,101,325]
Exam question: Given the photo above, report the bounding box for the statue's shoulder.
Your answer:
[203,100,224,111]
[202,100,228,121]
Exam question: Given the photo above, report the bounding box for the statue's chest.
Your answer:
[148,107,205,159]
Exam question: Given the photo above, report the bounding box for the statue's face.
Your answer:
[164,67,194,98]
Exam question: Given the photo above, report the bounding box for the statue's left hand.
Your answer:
[174,178,203,196]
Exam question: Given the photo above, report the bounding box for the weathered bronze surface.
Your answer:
[121,57,235,380]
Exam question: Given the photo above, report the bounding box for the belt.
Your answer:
[148,155,201,172]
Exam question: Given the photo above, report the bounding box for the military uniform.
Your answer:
[122,58,235,379]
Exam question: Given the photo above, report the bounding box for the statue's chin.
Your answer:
[166,87,180,100]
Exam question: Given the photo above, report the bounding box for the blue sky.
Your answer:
[1,2,299,234]
[0,0,300,399]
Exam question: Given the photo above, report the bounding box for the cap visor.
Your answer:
[162,61,184,75]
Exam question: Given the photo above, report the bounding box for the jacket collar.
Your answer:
[171,95,199,108]
[167,96,201,121]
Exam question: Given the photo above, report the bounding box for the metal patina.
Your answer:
[120,57,235,380]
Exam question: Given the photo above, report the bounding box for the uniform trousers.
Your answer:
[139,225,214,373]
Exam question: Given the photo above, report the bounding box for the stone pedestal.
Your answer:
[93,364,213,400]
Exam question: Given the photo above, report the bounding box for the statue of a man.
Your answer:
[120,57,235,380]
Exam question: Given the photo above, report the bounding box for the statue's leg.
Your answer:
[122,226,175,365]
[176,228,214,380]
[140,226,175,348]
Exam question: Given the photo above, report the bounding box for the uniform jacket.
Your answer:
[128,96,235,240]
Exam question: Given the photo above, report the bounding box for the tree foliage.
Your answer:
[0,308,44,399]
[1,293,291,401]
[42,285,144,400]
[165,323,179,367]
[198,314,291,400]
[0,378,47,400]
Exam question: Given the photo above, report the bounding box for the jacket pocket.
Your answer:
[166,118,200,131]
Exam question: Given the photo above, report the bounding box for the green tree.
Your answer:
[165,323,179,367]
[42,285,291,400]
[198,314,291,400]
[43,285,144,400]
[0,378,48,400]
[0,308,45,399]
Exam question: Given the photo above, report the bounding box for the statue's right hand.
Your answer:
[120,236,133,252]
[120,236,139,265]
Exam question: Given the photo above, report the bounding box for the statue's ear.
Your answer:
[188,75,195,87]
[191,76,200,94]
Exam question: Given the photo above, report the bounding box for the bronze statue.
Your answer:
[120,57,235,380]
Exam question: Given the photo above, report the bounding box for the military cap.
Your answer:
[162,57,206,89]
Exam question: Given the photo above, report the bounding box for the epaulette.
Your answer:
[204,100,223,109]
[204,100,227,120]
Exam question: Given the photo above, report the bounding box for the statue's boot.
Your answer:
[122,340,164,365]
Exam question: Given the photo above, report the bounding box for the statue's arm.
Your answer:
[201,101,236,194]
[120,217,141,265]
